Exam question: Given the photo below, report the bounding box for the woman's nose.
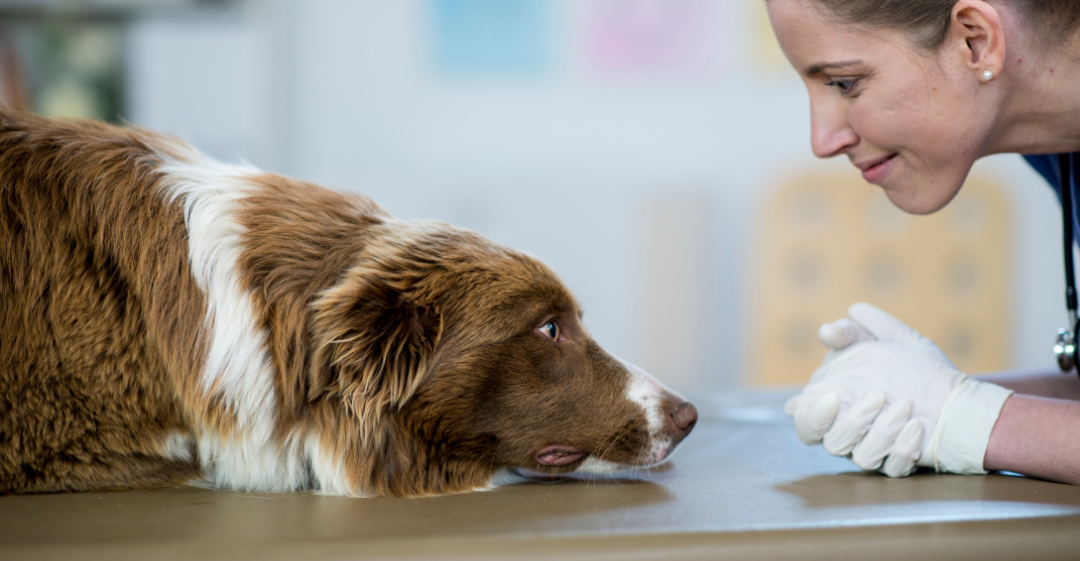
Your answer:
[810,100,858,158]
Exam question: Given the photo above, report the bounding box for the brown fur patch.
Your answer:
[0,111,204,493]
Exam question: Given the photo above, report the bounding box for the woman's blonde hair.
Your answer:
[796,0,1080,49]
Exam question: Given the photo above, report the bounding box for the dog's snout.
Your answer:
[670,402,697,434]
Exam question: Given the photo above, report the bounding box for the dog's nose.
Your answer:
[670,402,697,434]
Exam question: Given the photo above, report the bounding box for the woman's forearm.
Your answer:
[983,394,1080,484]
[975,370,1080,400]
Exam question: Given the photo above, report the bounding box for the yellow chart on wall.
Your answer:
[750,173,1011,386]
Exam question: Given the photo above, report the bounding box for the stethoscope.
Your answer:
[1053,153,1080,373]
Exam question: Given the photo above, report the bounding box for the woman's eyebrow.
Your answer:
[804,59,862,77]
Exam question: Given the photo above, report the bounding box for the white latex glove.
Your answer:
[784,303,1014,477]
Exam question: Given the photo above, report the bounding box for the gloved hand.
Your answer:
[784,303,1014,477]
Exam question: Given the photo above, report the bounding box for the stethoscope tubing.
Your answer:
[1061,153,1077,317]
[1057,152,1079,373]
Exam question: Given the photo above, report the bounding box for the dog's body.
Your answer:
[0,112,696,497]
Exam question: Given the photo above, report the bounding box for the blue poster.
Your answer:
[429,0,550,76]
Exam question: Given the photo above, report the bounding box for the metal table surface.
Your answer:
[2,391,1079,560]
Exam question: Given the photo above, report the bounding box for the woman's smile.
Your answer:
[854,153,899,184]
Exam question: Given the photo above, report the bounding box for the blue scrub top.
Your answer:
[1025,153,1079,238]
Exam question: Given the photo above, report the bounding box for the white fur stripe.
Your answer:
[158,153,318,492]
[159,156,277,442]
[618,356,676,464]
[620,358,666,435]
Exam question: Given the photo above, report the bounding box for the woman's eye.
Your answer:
[825,79,858,94]
[539,321,559,341]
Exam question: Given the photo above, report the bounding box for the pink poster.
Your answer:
[583,0,717,77]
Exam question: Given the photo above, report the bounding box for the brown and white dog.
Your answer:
[0,111,696,497]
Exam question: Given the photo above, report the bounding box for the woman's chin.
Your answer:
[881,175,965,216]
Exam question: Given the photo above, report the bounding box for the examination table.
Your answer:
[2,391,1078,560]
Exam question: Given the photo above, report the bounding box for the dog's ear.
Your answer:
[309,266,443,426]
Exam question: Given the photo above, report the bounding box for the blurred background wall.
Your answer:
[0,0,1068,395]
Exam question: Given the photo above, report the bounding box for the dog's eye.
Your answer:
[539,320,559,341]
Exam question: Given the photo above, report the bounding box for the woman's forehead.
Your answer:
[768,0,917,76]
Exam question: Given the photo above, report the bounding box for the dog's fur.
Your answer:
[0,111,696,497]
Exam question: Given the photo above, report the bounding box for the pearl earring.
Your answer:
[983,69,994,81]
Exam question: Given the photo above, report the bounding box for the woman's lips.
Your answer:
[858,153,898,184]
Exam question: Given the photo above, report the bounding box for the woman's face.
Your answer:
[768,0,999,214]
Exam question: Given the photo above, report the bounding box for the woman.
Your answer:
[768,0,1080,484]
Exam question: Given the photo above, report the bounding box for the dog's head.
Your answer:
[308,221,696,497]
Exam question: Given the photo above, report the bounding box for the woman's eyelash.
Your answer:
[825,79,858,94]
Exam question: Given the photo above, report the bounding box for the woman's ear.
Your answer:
[308,261,443,429]
[949,0,1006,81]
